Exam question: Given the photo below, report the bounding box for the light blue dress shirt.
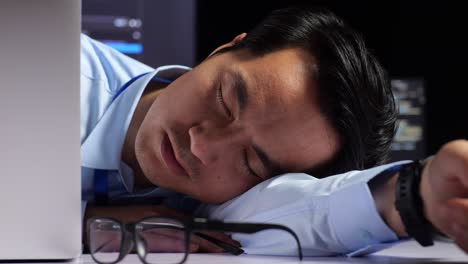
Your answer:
[81,33,409,257]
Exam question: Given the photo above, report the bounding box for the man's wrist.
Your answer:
[395,161,435,246]
[419,157,450,240]
[369,159,435,240]
[369,169,408,237]
[419,157,432,224]
[382,172,408,237]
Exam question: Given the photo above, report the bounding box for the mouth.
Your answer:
[161,133,190,178]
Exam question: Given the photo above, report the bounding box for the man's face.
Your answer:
[135,47,339,203]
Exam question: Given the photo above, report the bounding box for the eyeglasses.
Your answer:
[87,216,303,264]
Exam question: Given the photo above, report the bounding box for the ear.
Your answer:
[207,33,247,58]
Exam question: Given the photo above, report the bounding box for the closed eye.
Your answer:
[243,149,261,180]
[216,84,232,119]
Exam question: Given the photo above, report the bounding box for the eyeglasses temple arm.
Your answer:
[193,232,244,256]
[192,219,303,260]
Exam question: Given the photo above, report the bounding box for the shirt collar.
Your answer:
[81,65,190,191]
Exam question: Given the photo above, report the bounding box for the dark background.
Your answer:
[196,0,467,157]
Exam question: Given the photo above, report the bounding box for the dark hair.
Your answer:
[218,7,398,177]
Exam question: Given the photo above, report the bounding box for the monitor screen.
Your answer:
[389,79,426,161]
[82,0,196,67]
[82,0,144,61]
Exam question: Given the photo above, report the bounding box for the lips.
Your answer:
[161,133,189,178]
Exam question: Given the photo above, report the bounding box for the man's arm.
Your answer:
[198,139,468,257]
[372,139,468,253]
[198,164,408,257]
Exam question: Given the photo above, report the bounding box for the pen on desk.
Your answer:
[193,232,245,255]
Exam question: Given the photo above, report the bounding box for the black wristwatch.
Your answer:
[394,160,434,247]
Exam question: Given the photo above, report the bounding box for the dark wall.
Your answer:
[196,0,467,156]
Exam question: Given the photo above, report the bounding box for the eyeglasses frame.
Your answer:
[86,216,303,264]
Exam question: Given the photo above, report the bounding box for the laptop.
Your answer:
[0,0,81,260]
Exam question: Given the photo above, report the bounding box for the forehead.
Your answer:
[226,48,339,172]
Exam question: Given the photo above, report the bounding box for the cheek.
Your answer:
[156,82,215,126]
[193,163,257,203]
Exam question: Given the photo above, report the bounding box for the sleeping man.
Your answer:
[81,7,468,256]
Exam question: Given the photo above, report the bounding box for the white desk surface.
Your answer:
[7,240,468,264]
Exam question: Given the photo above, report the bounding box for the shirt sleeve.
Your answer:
[195,161,413,257]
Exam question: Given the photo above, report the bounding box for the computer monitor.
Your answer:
[0,0,81,260]
[389,78,426,161]
[82,0,196,67]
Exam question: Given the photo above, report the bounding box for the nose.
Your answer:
[188,123,244,165]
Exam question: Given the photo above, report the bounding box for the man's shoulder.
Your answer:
[80,33,114,81]
[80,33,154,91]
